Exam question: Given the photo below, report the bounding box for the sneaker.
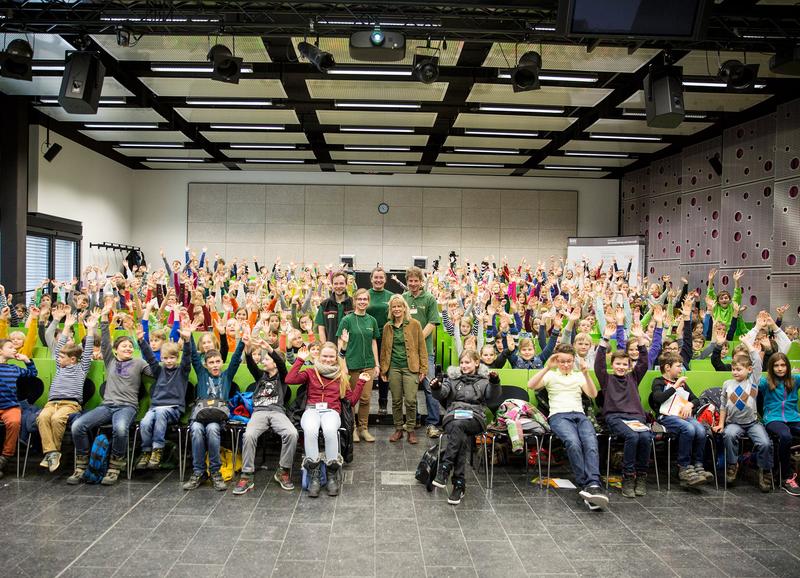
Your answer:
[448,482,465,505]
[360,428,376,443]
[274,468,295,491]
[211,472,228,491]
[48,451,61,473]
[621,474,635,499]
[678,465,705,487]
[39,454,50,469]
[725,463,739,484]
[182,472,204,491]
[233,476,255,495]
[135,451,152,470]
[147,448,163,469]
[426,425,442,439]
[782,474,800,496]
[693,463,715,482]
[583,499,602,512]
[67,455,88,485]
[758,469,773,493]
[432,463,451,489]
[579,485,609,510]
[353,429,360,443]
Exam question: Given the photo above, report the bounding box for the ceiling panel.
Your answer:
[143,162,227,170]
[174,108,299,124]
[431,167,516,175]
[35,106,165,123]
[444,136,550,149]
[526,169,610,178]
[677,50,782,78]
[221,149,316,159]
[454,113,576,131]
[330,151,422,161]
[202,131,309,144]
[620,90,772,112]
[80,130,187,142]
[437,153,528,164]
[484,43,660,72]
[92,34,271,62]
[324,133,429,146]
[542,155,635,167]
[560,139,669,153]
[0,76,132,96]
[306,79,448,101]
[290,36,463,66]
[114,148,211,158]
[467,84,613,107]
[238,163,321,172]
[335,164,419,173]
[317,110,437,126]
[589,118,713,135]
[141,78,287,98]
[7,33,75,59]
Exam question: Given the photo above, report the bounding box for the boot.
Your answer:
[621,473,636,498]
[326,457,343,497]
[359,428,375,443]
[432,462,451,489]
[678,465,704,487]
[758,469,773,493]
[0,455,7,480]
[725,463,739,484]
[101,456,126,486]
[406,430,418,445]
[135,451,152,470]
[211,472,228,491]
[389,430,404,442]
[353,429,360,443]
[147,448,163,469]
[305,458,322,498]
[635,473,648,496]
[67,454,89,485]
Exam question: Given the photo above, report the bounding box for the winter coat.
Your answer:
[433,364,501,426]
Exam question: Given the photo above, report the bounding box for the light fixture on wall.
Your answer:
[42,125,62,162]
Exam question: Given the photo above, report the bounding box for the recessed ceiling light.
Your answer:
[327,68,412,76]
[542,165,603,171]
[347,160,407,165]
[497,71,597,83]
[464,129,539,137]
[335,102,421,109]
[40,97,126,105]
[146,157,207,162]
[208,124,284,130]
[445,162,504,168]
[682,80,727,88]
[118,142,185,148]
[32,64,65,71]
[185,99,272,106]
[343,146,411,151]
[340,127,414,133]
[478,105,564,114]
[84,123,159,129]
[229,144,296,149]
[150,64,254,73]
[623,109,706,120]
[452,147,519,154]
[564,151,629,158]
[243,159,305,163]
[589,133,662,142]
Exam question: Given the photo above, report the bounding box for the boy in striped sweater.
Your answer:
[37,310,100,473]
[0,338,38,479]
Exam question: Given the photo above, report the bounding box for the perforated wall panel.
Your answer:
[715,268,771,322]
[682,264,713,296]
[622,196,649,237]
[720,180,774,268]
[722,114,776,187]
[680,187,722,265]
[770,275,800,326]
[649,154,682,196]
[622,167,651,200]
[648,192,682,261]
[646,260,681,285]
[772,178,800,274]
[775,98,800,181]
[681,137,722,192]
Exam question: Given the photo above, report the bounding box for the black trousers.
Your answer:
[442,417,483,482]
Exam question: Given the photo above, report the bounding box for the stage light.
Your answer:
[0,38,33,81]
[298,41,335,72]
[207,44,242,84]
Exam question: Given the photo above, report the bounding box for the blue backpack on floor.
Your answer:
[301,461,327,490]
[84,433,110,484]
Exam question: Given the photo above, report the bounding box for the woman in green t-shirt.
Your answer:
[379,295,428,444]
[337,288,380,442]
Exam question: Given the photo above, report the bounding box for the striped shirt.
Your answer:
[49,334,94,404]
[0,361,38,409]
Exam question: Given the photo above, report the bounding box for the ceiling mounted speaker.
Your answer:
[511,51,542,92]
[718,60,759,90]
[297,41,336,72]
[207,44,242,84]
[412,54,439,84]
[0,38,34,81]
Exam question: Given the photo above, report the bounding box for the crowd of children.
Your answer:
[0,249,798,511]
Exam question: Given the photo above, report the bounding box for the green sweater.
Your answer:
[707,284,746,335]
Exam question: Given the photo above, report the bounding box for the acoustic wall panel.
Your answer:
[720,180,774,268]
[770,274,800,326]
[646,260,681,285]
[772,178,800,274]
[715,268,771,322]
[649,154,682,196]
[775,98,800,181]
[680,187,722,265]
[648,192,682,261]
[722,114,776,187]
[681,137,722,192]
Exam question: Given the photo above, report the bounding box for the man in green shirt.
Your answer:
[402,266,442,438]
[367,267,394,414]
[314,271,353,343]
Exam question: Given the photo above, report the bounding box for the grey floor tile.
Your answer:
[219,539,280,576]
[375,517,422,553]
[178,526,240,565]
[425,566,479,578]
[375,551,426,578]
[279,524,332,561]
[456,510,506,541]
[113,548,182,577]
[420,527,472,568]
[240,512,293,541]
[468,539,526,578]
[332,505,374,537]
[324,535,375,576]
[167,563,223,577]
[510,534,575,575]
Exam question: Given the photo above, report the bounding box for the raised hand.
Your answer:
[296,345,309,361]
[614,307,625,326]
[340,328,349,345]
[603,322,616,340]
[85,309,101,329]
[0,306,9,321]
[652,304,665,324]
[714,325,727,345]
[64,312,76,328]
[358,371,372,383]
[577,356,588,372]
[733,269,744,282]
[708,268,717,282]
[776,303,790,317]
[135,323,145,341]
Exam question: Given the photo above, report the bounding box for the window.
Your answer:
[55,238,78,284]
[25,213,82,297]
[26,235,51,295]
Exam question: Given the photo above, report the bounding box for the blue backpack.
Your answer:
[84,433,110,484]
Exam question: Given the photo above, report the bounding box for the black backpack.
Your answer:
[415,443,439,492]
[340,397,355,464]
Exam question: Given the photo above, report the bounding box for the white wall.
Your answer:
[30,128,135,269]
[131,169,619,267]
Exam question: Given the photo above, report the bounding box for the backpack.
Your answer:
[414,443,439,492]
[84,433,110,484]
[301,460,328,489]
[340,397,355,464]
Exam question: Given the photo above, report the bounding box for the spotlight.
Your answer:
[116,27,133,47]
[207,44,242,84]
[511,50,541,92]
[298,41,336,72]
[370,27,385,46]
[412,54,439,84]
[43,143,62,162]
[0,38,33,81]
[718,60,759,90]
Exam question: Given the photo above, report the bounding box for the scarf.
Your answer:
[314,361,341,380]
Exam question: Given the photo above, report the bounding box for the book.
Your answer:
[659,387,692,416]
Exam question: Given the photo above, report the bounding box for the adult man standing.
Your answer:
[315,271,353,343]
[367,267,394,415]
[402,266,442,438]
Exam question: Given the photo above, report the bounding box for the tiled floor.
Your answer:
[2,426,800,578]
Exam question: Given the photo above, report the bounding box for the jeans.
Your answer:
[423,353,440,426]
[605,413,653,475]
[722,421,773,470]
[659,415,707,468]
[301,408,341,462]
[765,421,800,479]
[241,410,298,473]
[71,404,136,458]
[442,417,483,482]
[190,421,222,475]
[139,405,182,451]
[548,412,601,488]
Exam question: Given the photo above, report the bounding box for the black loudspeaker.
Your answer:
[644,65,684,129]
[58,52,106,114]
